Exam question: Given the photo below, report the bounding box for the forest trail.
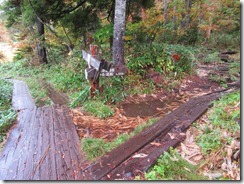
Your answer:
[0,61,239,180]
[0,80,90,180]
[0,22,16,63]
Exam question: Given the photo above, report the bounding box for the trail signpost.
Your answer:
[82,45,128,96]
[82,0,128,96]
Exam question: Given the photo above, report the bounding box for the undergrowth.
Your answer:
[196,91,240,155]
[0,79,16,143]
[142,148,207,180]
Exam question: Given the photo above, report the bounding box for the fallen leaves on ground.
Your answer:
[177,115,240,180]
[177,127,203,166]
[70,108,149,142]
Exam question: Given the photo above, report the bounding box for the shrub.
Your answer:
[0,80,16,143]
[127,43,196,78]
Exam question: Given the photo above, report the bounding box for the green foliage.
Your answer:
[197,129,223,155]
[196,92,240,155]
[203,52,221,63]
[208,32,240,50]
[209,74,227,86]
[94,24,113,44]
[0,51,87,106]
[209,92,240,130]
[61,6,101,39]
[46,45,67,64]
[0,80,12,108]
[0,0,21,27]
[0,80,16,143]
[81,118,157,161]
[69,85,90,108]
[127,43,196,78]
[81,138,108,161]
[0,109,16,142]
[82,100,114,118]
[145,148,207,180]
[228,60,240,81]
[99,77,127,104]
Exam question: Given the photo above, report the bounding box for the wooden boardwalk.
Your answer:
[82,91,224,180]
[0,80,90,180]
[0,80,231,180]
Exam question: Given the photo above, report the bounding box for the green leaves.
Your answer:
[0,79,16,143]
[127,43,195,78]
[196,92,240,155]
[145,148,207,180]
[94,24,113,44]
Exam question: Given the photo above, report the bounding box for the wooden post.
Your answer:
[89,45,100,97]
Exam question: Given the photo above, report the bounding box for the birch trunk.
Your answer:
[112,0,127,66]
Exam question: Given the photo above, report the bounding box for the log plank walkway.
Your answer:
[83,90,230,180]
[0,80,232,180]
[0,80,90,180]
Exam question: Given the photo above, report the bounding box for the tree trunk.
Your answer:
[36,18,48,64]
[181,0,193,28]
[164,0,168,24]
[112,0,127,66]
[185,0,192,26]
[172,1,177,30]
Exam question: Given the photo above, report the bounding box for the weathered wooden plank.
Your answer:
[86,66,128,78]
[60,105,91,179]
[85,68,96,80]
[11,80,35,111]
[47,107,58,180]
[101,94,219,180]
[52,106,68,180]
[0,110,30,179]
[83,92,221,180]
[83,116,175,180]
[53,106,74,180]
[82,50,101,71]
[15,108,40,180]
[53,105,90,180]
[23,108,39,180]
[102,132,186,180]
[42,82,69,105]
[9,109,37,180]
[32,108,43,180]
[1,80,91,180]
[38,107,51,180]
[0,78,37,179]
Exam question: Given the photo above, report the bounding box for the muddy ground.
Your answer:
[70,61,233,142]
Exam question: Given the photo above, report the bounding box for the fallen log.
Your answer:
[83,90,228,180]
[41,81,69,105]
[221,51,238,55]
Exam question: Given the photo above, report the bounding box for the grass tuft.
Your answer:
[81,118,157,161]
[82,100,114,118]
[144,148,207,180]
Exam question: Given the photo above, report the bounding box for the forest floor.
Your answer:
[69,57,240,180]
[0,25,240,180]
[71,65,223,142]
